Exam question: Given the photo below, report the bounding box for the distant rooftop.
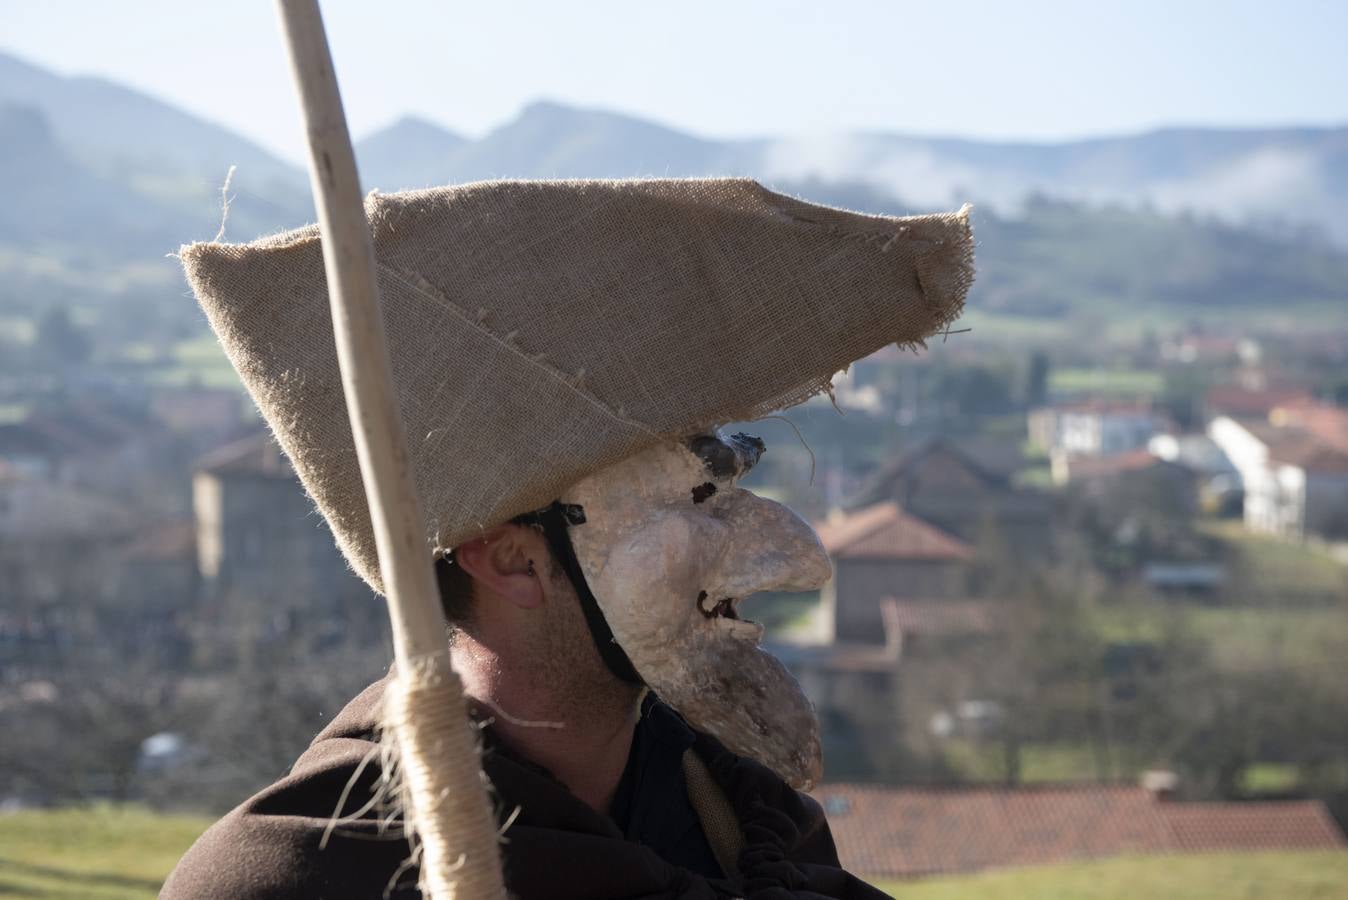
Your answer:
[196,432,295,478]
[1044,400,1156,416]
[848,437,1014,509]
[0,477,139,541]
[0,400,152,460]
[1206,385,1314,419]
[1272,402,1348,456]
[814,783,1345,879]
[815,502,974,562]
[1062,449,1193,479]
[1242,420,1348,474]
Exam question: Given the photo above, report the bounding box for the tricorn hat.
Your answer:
[181,178,972,592]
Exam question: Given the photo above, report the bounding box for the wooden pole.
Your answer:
[273,2,506,897]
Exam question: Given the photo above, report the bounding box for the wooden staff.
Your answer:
[273,2,506,897]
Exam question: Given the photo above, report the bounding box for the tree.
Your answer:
[33,306,92,366]
[0,663,178,804]
[943,563,1108,785]
[930,363,1016,417]
[1025,351,1051,408]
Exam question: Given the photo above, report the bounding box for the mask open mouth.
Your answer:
[697,591,765,641]
[695,590,738,619]
[697,591,740,620]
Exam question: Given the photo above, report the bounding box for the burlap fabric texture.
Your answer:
[181,178,973,594]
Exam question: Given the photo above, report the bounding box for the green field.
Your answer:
[1091,522,1348,672]
[942,739,1105,783]
[1049,368,1166,397]
[0,807,211,899]
[145,336,244,390]
[3,808,1344,898]
[878,851,1348,899]
[1201,520,1347,600]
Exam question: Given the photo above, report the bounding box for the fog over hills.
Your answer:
[760,126,1348,242]
[355,100,1348,246]
[5,43,1344,245]
[1,47,1345,349]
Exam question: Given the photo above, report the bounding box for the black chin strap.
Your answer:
[517,501,644,686]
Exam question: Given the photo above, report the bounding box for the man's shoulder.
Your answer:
[161,676,412,900]
[304,671,390,748]
[160,799,415,900]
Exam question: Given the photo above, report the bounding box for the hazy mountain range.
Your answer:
[356,102,1348,248]
[1,47,1345,351]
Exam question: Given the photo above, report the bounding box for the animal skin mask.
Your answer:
[563,430,832,789]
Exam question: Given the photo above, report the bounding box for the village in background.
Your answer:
[2,47,1347,883]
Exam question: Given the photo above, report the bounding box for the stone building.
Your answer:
[813,502,975,645]
[849,439,1054,557]
[192,433,374,644]
[1030,401,1161,459]
[766,501,983,780]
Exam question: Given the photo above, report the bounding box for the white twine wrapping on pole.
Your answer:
[272,2,507,897]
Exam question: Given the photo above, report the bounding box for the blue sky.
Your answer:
[4,0,1346,163]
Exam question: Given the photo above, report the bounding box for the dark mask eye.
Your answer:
[687,432,765,479]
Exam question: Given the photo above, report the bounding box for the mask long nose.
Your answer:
[710,491,832,597]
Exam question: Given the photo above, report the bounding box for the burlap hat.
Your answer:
[181,178,972,593]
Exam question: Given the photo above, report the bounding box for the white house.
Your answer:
[1209,416,1348,540]
[1030,402,1161,458]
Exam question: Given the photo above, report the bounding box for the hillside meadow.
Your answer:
[880,851,1348,899]
[1,807,1345,899]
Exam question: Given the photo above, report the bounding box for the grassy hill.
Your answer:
[788,183,1348,337]
[0,807,210,899]
[880,851,1348,899]
[1,808,1343,899]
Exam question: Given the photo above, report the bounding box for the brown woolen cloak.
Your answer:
[160,676,886,899]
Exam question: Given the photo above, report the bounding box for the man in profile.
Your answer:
[162,178,973,897]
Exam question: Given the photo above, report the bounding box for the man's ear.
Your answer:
[455,525,545,611]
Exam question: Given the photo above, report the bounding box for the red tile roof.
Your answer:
[813,783,1346,878]
[815,503,974,562]
[1206,386,1314,418]
[1063,449,1169,478]
[1273,403,1348,455]
[1162,802,1347,853]
[1243,421,1348,474]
